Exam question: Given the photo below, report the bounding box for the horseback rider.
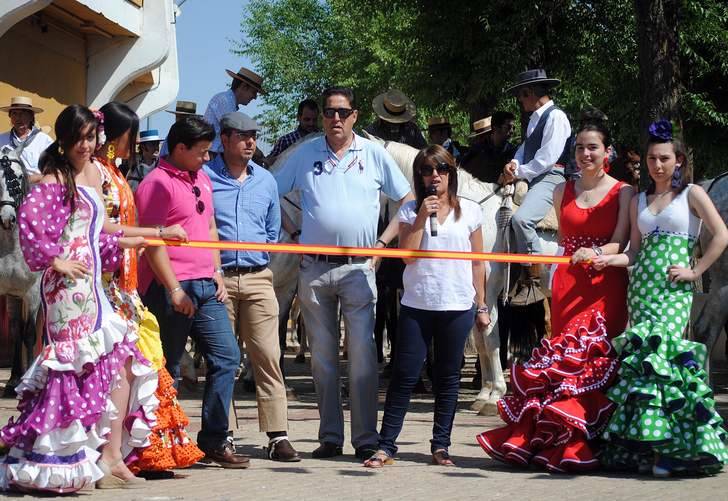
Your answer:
[501,69,572,306]
[0,96,53,184]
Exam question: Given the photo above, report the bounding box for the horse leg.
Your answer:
[693,285,728,385]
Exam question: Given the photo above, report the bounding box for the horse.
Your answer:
[694,172,728,381]
[0,145,41,396]
[372,136,559,413]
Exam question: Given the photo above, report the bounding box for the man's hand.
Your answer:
[171,288,196,318]
[501,161,518,185]
[213,272,228,302]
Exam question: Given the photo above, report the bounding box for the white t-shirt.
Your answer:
[398,197,482,311]
[0,128,54,175]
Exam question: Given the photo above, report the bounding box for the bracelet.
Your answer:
[592,245,603,256]
[170,286,182,294]
[214,267,224,274]
[376,238,388,247]
[476,305,489,314]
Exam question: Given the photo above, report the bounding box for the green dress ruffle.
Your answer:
[601,231,728,474]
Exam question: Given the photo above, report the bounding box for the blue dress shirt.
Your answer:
[205,155,281,267]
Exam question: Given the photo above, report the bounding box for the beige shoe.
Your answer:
[96,459,147,489]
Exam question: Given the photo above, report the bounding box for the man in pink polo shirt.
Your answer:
[136,116,248,468]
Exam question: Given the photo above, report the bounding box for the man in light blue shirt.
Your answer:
[274,87,413,460]
[205,112,300,462]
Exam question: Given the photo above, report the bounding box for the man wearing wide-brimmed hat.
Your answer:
[365,89,427,149]
[427,116,464,162]
[204,66,265,155]
[127,129,162,191]
[501,68,571,306]
[0,96,53,182]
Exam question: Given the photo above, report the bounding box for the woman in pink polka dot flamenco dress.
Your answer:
[477,111,632,472]
[0,105,152,493]
[597,121,728,477]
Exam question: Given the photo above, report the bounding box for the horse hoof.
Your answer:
[470,399,486,412]
[478,401,499,416]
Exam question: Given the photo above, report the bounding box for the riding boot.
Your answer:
[509,264,545,306]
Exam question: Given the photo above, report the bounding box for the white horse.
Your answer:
[694,172,728,381]
[0,145,41,395]
[374,137,558,413]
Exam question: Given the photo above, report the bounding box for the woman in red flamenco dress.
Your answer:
[477,110,633,472]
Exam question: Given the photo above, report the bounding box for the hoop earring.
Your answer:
[107,143,116,161]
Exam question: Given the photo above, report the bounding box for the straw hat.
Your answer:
[427,116,451,129]
[372,89,416,124]
[468,116,492,138]
[505,69,561,95]
[165,100,198,115]
[225,67,266,94]
[1,96,43,114]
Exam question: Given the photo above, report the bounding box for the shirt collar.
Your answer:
[157,157,199,183]
[318,132,363,153]
[531,99,554,121]
[212,154,258,180]
[226,89,239,109]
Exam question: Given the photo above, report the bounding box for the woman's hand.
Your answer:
[570,246,596,264]
[162,224,188,242]
[476,311,491,332]
[667,265,698,283]
[119,236,146,249]
[417,195,439,220]
[591,254,614,271]
[52,257,89,279]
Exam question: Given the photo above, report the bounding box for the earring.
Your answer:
[58,145,64,155]
[107,143,116,161]
[671,165,682,188]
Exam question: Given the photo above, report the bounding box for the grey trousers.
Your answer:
[511,168,564,254]
[297,256,379,449]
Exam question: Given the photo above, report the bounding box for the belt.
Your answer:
[223,264,267,274]
[305,254,369,265]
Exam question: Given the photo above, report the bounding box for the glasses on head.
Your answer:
[229,130,257,141]
[322,107,355,119]
[192,185,205,214]
[419,162,451,177]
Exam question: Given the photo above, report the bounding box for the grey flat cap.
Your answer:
[220,111,259,132]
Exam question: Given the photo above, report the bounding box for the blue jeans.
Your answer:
[378,305,475,456]
[297,256,379,449]
[511,168,564,254]
[142,278,240,450]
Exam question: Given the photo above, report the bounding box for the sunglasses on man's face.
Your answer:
[192,185,205,214]
[229,130,257,141]
[322,107,355,119]
[419,162,451,177]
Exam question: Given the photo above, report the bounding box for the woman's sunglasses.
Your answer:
[192,185,205,214]
[322,107,355,119]
[419,162,452,177]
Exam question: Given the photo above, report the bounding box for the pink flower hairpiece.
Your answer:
[92,109,106,150]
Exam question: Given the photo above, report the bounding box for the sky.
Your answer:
[146,0,271,148]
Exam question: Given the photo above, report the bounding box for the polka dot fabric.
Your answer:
[601,193,728,475]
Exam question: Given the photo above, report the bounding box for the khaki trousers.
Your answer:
[223,268,288,432]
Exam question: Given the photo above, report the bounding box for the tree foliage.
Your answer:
[236,0,728,178]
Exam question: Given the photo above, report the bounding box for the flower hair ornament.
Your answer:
[92,109,106,151]
[648,119,673,142]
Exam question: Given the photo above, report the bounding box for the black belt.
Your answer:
[223,264,267,274]
[305,254,368,265]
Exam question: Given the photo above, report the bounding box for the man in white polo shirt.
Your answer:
[275,86,413,460]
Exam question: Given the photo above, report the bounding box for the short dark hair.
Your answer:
[167,116,215,153]
[322,87,356,109]
[231,78,244,91]
[298,99,319,116]
[492,111,515,128]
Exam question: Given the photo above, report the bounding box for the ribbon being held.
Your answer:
[144,238,570,266]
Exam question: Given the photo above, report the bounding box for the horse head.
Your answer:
[0,146,30,230]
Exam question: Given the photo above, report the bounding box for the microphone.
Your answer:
[426,184,438,237]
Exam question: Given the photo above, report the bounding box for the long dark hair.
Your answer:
[645,135,691,195]
[39,104,98,212]
[412,144,461,220]
[99,101,139,166]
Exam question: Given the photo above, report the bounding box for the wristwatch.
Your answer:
[476,305,489,314]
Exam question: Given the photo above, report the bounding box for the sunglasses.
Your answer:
[229,130,257,141]
[192,185,205,214]
[419,162,451,177]
[322,107,355,119]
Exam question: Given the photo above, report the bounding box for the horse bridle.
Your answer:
[0,154,28,209]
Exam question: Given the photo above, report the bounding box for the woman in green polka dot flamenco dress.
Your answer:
[592,120,728,477]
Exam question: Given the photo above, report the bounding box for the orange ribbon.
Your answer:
[144,238,570,265]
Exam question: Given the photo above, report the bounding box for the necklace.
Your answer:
[578,181,600,203]
[654,189,672,198]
